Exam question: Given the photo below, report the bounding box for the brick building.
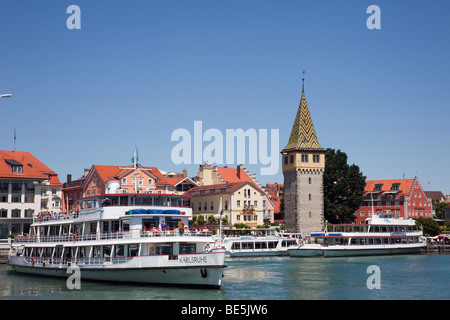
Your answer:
[355,177,432,224]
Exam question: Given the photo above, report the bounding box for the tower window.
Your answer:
[290,155,294,164]
[309,177,312,184]
[309,194,312,200]
[284,156,288,165]
[313,155,320,163]
[301,154,308,163]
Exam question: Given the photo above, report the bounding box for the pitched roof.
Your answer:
[186,181,261,196]
[90,164,170,185]
[364,179,415,197]
[282,88,324,152]
[215,166,254,184]
[0,150,60,184]
[165,176,198,187]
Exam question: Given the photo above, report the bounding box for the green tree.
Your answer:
[435,201,448,220]
[323,148,366,224]
[416,217,440,236]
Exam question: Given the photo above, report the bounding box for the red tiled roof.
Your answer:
[215,166,253,184]
[364,179,415,197]
[186,181,259,196]
[266,189,281,213]
[91,164,170,185]
[0,150,59,182]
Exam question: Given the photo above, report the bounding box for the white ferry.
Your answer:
[288,214,426,257]
[221,228,300,257]
[8,193,226,289]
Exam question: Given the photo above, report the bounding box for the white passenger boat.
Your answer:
[8,193,226,289]
[221,228,300,257]
[288,214,426,258]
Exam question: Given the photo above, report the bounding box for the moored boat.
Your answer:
[8,192,226,289]
[288,214,426,258]
[221,228,301,257]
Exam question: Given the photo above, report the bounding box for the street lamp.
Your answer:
[0,93,12,98]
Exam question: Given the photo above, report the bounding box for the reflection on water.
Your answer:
[2,254,450,300]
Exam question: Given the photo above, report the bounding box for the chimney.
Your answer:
[182,170,187,178]
[237,164,241,180]
[84,168,90,177]
[67,174,72,183]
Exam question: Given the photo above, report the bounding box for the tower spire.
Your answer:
[302,70,305,93]
[281,75,323,153]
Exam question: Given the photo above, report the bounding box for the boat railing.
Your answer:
[22,256,134,266]
[14,227,215,244]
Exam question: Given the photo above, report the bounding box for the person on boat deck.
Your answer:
[178,219,185,236]
[160,220,166,232]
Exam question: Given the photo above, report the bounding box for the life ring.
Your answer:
[73,234,77,242]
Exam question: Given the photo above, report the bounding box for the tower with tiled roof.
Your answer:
[281,77,325,236]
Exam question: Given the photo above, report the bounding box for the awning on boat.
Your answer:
[125,209,181,215]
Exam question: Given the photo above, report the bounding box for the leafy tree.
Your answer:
[435,201,448,219]
[208,215,216,224]
[416,217,440,236]
[323,148,366,224]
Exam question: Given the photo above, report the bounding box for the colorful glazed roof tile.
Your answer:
[282,86,324,152]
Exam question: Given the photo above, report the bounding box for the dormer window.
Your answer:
[5,159,23,174]
[374,184,383,191]
[391,183,400,191]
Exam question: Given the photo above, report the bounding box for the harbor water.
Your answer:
[1,254,449,300]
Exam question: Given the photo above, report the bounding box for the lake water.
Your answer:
[1,254,449,301]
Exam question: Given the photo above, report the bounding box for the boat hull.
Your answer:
[227,250,289,257]
[288,244,425,258]
[288,245,324,257]
[9,250,226,289]
[322,244,424,257]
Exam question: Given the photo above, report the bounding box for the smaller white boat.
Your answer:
[288,214,426,258]
[220,228,301,257]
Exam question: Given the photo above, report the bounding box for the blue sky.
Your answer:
[1,0,449,195]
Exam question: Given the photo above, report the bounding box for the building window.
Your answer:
[237,200,241,207]
[148,178,152,185]
[254,200,258,207]
[290,155,294,164]
[122,178,127,185]
[139,178,144,185]
[301,154,308,163]
[284,156,288,165]
[210,201,214,210]
[360,211,365,217]
[225,200,228,210]
[309,194,311,200]
[313,155,320,163]
[309,177,312,184]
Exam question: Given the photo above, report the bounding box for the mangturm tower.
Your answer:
[281,76,325,236]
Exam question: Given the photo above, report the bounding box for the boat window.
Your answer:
[128,244,139,256]
[231,242,240,250]
[268,241,277,249]
[115,245,125,257]
[93,246,101,257]
[142,218,158,229]
[103,245,112,258]
[179,243,196,254]
[242,242,253,250]
[155,244,173,256]
[121,219,130,231]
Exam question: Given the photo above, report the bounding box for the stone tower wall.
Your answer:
[283,169,324,236]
